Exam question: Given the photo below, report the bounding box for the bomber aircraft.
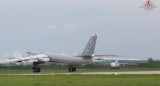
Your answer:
[1,34,113,73]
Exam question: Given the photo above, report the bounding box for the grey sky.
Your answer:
[0,0,160,60]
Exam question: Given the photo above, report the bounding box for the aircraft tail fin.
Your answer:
[81,34,97,56]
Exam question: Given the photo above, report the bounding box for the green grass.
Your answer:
[1,66,160,74]
[0,74,160,86]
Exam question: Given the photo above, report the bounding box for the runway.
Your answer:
[1,71,160,75]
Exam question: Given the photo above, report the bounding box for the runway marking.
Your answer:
[1,71,160,75]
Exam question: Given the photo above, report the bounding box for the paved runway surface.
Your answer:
[1,71,160,75]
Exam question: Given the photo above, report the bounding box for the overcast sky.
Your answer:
[0,0,160,60]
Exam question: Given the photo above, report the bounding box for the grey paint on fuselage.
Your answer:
[43,52,92,65]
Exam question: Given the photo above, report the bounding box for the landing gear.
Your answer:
[68,66,76,72]
[32,62,41,73]
[32,67,41,73]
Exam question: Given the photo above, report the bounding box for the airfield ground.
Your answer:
[0,74,160,86]
[0,67,160,86]
[1,66,160,74]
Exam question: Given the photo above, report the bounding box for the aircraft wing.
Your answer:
[94,55,118,57]
[95,57,146,64]
[95,57,142,62]
[101,58,141,61]
[7,54,50,63]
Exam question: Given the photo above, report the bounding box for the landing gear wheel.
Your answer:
[32,62,41,73]
[68,66,76,72]
[68,67,71,72]
[32,67,41,73]
[37,68,41,72]
[73,67,76,72]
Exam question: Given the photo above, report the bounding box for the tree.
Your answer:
[147,57,154,64]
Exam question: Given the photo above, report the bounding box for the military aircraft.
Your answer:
[3,34,114,73]
[93,57,146,69]
[140,0,157,11]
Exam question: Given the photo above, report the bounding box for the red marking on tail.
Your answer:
[147,2,150,8]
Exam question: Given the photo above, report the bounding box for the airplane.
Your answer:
[93,57,146,69]
[140,0,157,11]
[2,34,114,73]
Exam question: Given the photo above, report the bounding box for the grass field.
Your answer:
[1,66,160,74]
[0,74,160,86]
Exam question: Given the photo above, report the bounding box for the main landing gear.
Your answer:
[68,66,76,72]
[32,62,41,73]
